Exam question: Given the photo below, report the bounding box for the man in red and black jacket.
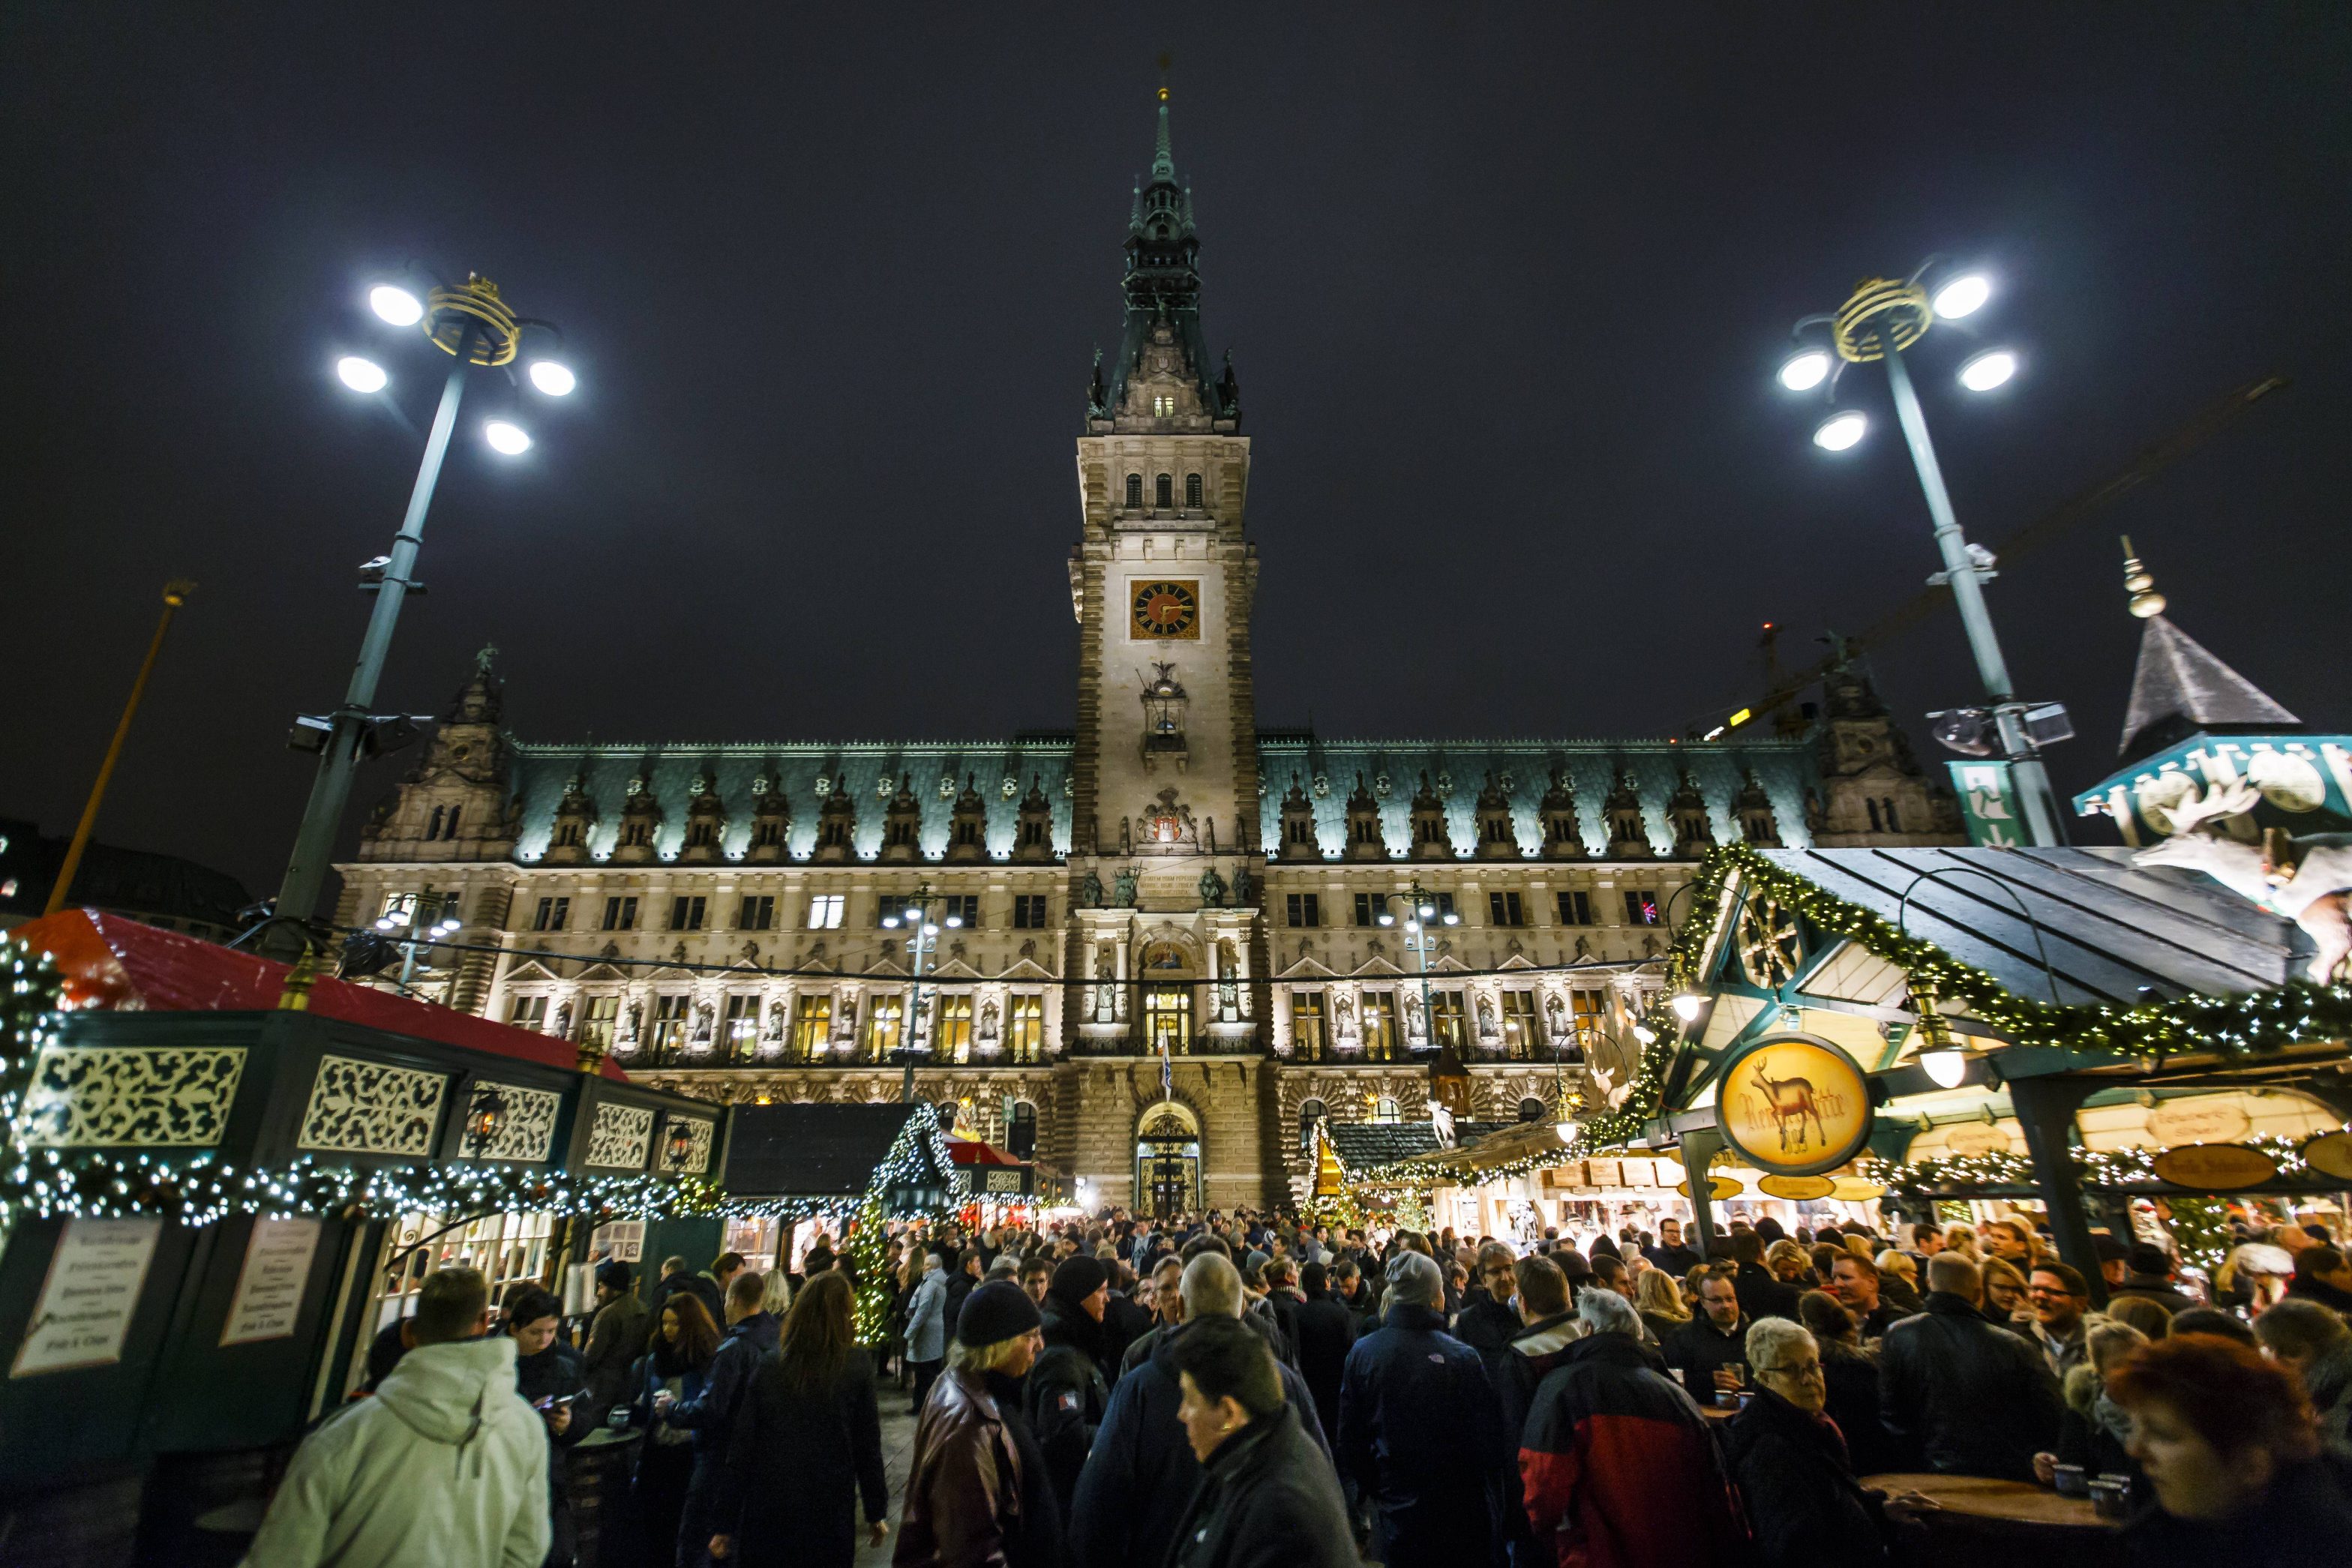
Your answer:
[1517,1286,1744,1568]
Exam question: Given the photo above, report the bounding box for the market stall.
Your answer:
[1597,843,2351,1288]
[0,915,726,1565]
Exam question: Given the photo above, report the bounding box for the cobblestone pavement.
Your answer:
[854,1377,921,1568]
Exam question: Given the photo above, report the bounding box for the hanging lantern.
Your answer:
[664,1117,698,1168]
[463,1085,509,1153]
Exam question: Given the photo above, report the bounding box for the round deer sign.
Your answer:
[1718,1034,1875,1177]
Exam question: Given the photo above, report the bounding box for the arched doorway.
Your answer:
[1135,1101,1202,1218]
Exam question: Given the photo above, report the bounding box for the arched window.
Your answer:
[1125,473,1143,508]
[426,805,445,838]
[1883,797,1901,832]
[1298,1097,1327,1152]
[1518,1097,1546,1123]
[1866,799,1882,832]
[443,805,462,839]
[1008,1101,1037,1160]
[1185,472,1202,508]
[1373,1096,1400,1123]
[1155,473,1174,508]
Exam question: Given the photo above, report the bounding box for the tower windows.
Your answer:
[1126,474,1143,508]
[1155,473,1173,508]
[1556,889,1592,925]
[1185,472,1202,508]
[427,806,444,839]
[1883,796,1901,832]
[1151,394,1174,418]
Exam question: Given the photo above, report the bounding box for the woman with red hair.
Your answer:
[2107,1333,2352,1561]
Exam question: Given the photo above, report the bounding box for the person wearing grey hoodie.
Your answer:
[242,1267,549,1568]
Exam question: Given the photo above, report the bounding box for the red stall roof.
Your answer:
[946,1137,1023,1168]
[7,909,628,1081]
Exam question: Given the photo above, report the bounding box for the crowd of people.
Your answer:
[242,1204,2352,1568]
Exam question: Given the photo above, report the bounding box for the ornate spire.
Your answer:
[2115,537,2298,760]
[1094,68,1234,430]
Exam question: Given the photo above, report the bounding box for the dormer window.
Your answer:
[1152,394,1174,417]
[1155,473,1173,508]
[1185,472,1202,508]
[1126,474,1143,508]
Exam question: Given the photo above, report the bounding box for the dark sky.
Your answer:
[5,6,2347,898]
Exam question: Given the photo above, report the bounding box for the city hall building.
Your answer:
[336,95,1958,1213]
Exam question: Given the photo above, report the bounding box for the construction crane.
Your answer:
[1693,375,2290,740]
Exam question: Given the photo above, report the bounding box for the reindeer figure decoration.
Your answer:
[1750,1057,1827,1155]
[2132,781,2352,984]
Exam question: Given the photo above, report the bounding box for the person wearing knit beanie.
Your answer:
[1048,1255,1110,1314]
[955,1279,1043,1350]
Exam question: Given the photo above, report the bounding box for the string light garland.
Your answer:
[0,1146,722,1227]
[1863,1134,2317,1197]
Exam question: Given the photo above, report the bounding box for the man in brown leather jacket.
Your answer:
[896,1281,1064,1568]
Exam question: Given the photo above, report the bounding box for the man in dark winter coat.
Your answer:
[580,1261,652,1420]
[1161,1316,1358,1568]
[1289,1261,1359,1452]
[2108,1243,2198,1315]
[1493,1257,1577,1568]
[664,1270,780,1568]
[1725,1318,1885,1568]
[1070,1255,1331,1568]
[1337,1251,1507,1568]
[1456,1243,1528,1393]
[1642,1219,1700,1276]
[1100,1261,1155,1371]
[1517,1286,1744,1568]
[1728,1233,1802,1325]
[1025,1256,1114,1519]
[1880,1253,2062,1480]
[1662,1268,1750,1399]
[653,1253,723,1327]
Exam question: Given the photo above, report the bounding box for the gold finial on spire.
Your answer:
[1157,50,1172,100]
[2120,535,2166,619]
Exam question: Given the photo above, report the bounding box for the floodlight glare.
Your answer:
[527,360,577,397]
[483,420,531,455]
[1813,409,1868,451]
[337,356,388,393]
[1931,273,1991,319]
[1778,349,1832,391]
[369,285,425,325]
[1958,349,2018,392]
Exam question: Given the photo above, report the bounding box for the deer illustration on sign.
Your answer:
[2133,780,2352,983]
[1750,1057,1827,1155]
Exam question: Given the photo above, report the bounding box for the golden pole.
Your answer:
[44,579,197,916]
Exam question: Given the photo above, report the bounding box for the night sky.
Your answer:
[5,7,2347,899]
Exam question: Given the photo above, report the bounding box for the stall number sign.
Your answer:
[221,1219,322,1346]
[1719,1036,1874,1177]
[12,1218,163,1378]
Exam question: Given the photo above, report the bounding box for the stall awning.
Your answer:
[722,1102,952,1201]
[946,1138,1022,1168]
[8,908,627,1081]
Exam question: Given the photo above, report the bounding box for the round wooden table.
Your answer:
[1860,1472,2116,1531]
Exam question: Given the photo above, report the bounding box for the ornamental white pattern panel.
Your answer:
[18,1045,248,1147]
[471,1083,562,1163]
[297,1054,447,1156]
[659,1117,716,1175]
[586,1103,655,1169]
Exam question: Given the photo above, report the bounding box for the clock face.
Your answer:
[1130,579,1201,640]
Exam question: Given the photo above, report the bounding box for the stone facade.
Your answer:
[335,91,1955,1215]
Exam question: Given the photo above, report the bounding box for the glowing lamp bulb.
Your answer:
[1931,273,1992,320]
[368,284,424,325]
[1814,410,1868,451]
[337,356,388,393]
[1778,349,1831,391]
[1919,1048,1970,1089]
[1554,1119,1582,1146]
[527,359,576,397]
[1377,913,1395,927]
[944,916,963,928]
[1958,349,2018,391]
[881,916,900,928]
[1632,1023,1657,1045]
[483,419,531,455]
[1671,992,1706,1022]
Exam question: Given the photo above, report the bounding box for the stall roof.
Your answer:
[9,908,628,1080]
[946,1138,1022,1168]
[1753,847,2308,1005]
[724,1102,945,1198]
[1326,1120,1516,1173]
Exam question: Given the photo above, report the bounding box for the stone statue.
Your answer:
[1230,865,1256,905]
[1197,867,1227,907]
[1081,869,1106,908]
[1113,866,1139,907]
[1477,994,1499,1042]
[976,1000,1000,1044]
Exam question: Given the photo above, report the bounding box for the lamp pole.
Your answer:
[274,274,576,945]
[1381,882,1457,1057]
[45,580,197,916]
[886,887,963,1103]
[1778,268,2064,846]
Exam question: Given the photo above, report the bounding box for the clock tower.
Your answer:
[1063,82,1272,1207]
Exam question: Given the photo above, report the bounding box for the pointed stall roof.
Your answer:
[2115,541,2299,761]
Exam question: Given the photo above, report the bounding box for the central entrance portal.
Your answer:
[1135,1102,1202,1218]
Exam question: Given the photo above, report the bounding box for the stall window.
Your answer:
[354,1210,557,1396]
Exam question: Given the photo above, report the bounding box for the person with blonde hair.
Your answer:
[1634,1265,1690,1347]
[896,1281,1058,1568]
[1941,1225,1982,1263]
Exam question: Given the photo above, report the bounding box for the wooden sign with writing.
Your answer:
[11,1219,162,1378]
[2150,1143,2278,1192]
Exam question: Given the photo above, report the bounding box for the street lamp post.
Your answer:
[1775,267,2066,846]
[1376,882,1458,1057]
[884,887,964,1103]
[274,274,575,942]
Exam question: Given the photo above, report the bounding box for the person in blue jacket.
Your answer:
[659,1269,778,1568]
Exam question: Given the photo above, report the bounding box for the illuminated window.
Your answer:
[1373,1096,1400,1123]
[1007,994,1045,1063]
[936,994,973,1061]
[790,994,832,1059]
[1501,989,1538,1059]
[1360,990,1397,1061]
[1622,890,1660,926]
[1431,990,1467,1051]
[807,894,844,930]
[1292,991,1326,1062]
[865,994,904,1059]
[650,994,690,1057]
[507,994,548,1030]
[723,994,760,1058]
[580,994,618,1052]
